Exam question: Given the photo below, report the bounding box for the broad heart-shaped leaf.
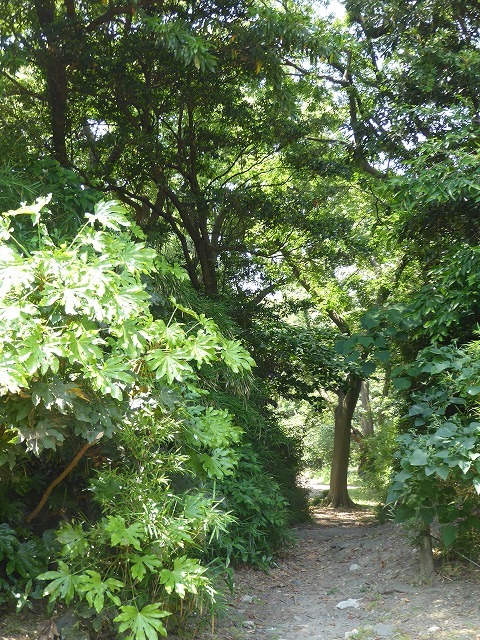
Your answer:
[105,516,144,550]
[392,376,411,390]
[374,349,391,363]
[466,386,480,396]
[440,524,459,548]
[473,477,480,494]
[357,335,374,348]
[435,465,449,480]
[37,561,82,605]
[114,603,171,640]
[410,449,428,466]
[361,360,376,377]
[360,311,381,330]
[220,339,255,373]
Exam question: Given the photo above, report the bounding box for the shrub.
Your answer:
[0,198,255,637]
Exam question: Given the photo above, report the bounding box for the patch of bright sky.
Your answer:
[314,0,346,21]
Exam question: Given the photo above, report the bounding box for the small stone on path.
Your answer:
[349,563,361,571]
[242,620,255,629]
[371,623,395,637]
[240,595,254,603]
[336,598,360,609]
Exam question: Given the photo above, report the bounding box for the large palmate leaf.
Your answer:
[37,561,82,605]
[114,603,171,640]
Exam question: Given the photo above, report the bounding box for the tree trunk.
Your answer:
[360,380,374,436]
[327,374,362,508]
[35,0,70,167]
[418,524,435,577]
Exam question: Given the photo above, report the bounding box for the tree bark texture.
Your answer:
[328,374,362,508]
[419,524,435,577]
[360,380,374,436]
[35,1,70,167]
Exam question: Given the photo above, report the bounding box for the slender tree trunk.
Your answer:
[327,374,362,508]
[418,524,435,577]
[360,380,374,436]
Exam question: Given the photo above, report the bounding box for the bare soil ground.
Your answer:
[209,504,480,640]
[2,482,480,640]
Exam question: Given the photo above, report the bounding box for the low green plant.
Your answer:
[360,418,399,503]
[209,447,291,568]
[0,524,50,610]
[0,198,256,637]
[387,341,480,551]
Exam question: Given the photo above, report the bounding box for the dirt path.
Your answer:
[210,505,480,640]
[2,493,480,640]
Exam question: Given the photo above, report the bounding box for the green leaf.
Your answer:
[394,469,412,483]
[435,465,449,480]
[409,404,426,416]
[117,242,157,275]
[197,447,238,478]
[394,503,416,523]
[16,421,65,455]
[187,331,217,366]
[129,554,163,582]
[105,516,144,550]
[146,348,194,383]
[361,313,380,329]
[410,449,428,466]
[440,524,458,548]
[419,507,435,525]
[37,561,82,605]
[77,570,123,613]
[375,350,391,363]
[221,339,255,373]
[466,386,480,395]
[357,335,374,348]
[392,377,411,390]
[114,604,171,640]
[159,556,206,598]
[473,478,480,494]
[85,201,131,230]
[361,360,376,377]
[57,523,89,559]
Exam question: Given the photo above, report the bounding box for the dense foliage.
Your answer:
[0,199,293,637]
[1,0,480,631]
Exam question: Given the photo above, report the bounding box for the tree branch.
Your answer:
[26,432,104,524]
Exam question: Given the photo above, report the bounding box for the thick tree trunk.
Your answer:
[360,380,374,436]
[197,241,218,297]
[35,0,70,167]
[327,374,362,508]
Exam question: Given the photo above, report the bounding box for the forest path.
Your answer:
[209,497,480,640]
